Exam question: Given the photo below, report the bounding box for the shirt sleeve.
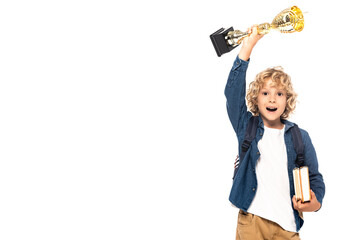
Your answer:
[224,56,251,136]
[302,130,326,207]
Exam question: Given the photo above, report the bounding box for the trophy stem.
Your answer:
[226,23,271,47]
[225,30,249,46]
[257,23,271,34]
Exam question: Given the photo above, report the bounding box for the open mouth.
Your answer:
[266,107,277,112]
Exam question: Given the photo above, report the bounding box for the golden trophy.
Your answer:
[210,6,304,57]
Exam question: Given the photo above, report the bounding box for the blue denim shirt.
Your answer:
[225,56,325,232]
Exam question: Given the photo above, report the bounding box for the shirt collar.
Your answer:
[257,116,295,132]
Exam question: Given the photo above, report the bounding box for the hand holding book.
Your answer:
[292,190,321,212]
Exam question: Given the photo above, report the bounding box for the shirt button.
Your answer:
[252,188,256,191]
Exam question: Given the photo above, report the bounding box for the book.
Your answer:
[293,166,311,203]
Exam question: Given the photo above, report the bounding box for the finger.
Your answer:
[297,201,303,210]
[292,196,299,209]
[310,190,316,197]
[251,26,258,35]
[310,190,317,201]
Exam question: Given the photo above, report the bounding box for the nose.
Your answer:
[269,96,276,103]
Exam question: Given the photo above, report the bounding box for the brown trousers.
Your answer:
[236,210,301,240]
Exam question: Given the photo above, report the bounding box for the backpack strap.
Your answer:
[290,124,305,167]
[233,116,259,179]
[241,116,259,158]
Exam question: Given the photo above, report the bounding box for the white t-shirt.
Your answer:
[247,126,297,232]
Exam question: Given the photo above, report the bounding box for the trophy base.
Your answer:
[210,27,238,57]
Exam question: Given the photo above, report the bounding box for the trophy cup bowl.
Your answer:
[210,6,304,57]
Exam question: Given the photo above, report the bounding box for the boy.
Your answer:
[225,26,325,240]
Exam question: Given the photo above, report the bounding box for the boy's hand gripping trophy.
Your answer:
[210,6,304,57]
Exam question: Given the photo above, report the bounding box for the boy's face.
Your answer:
[257,78,287,129]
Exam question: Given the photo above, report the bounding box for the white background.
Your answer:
[0,0,359,239]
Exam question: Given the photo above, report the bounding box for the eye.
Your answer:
[277,92,284,97]
[262,92,268,96]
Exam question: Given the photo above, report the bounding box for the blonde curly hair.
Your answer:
[246,66,297,119]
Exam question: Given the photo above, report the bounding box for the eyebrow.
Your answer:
[260,88,286,92]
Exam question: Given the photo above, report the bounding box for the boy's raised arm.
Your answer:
[224,26,264,135]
